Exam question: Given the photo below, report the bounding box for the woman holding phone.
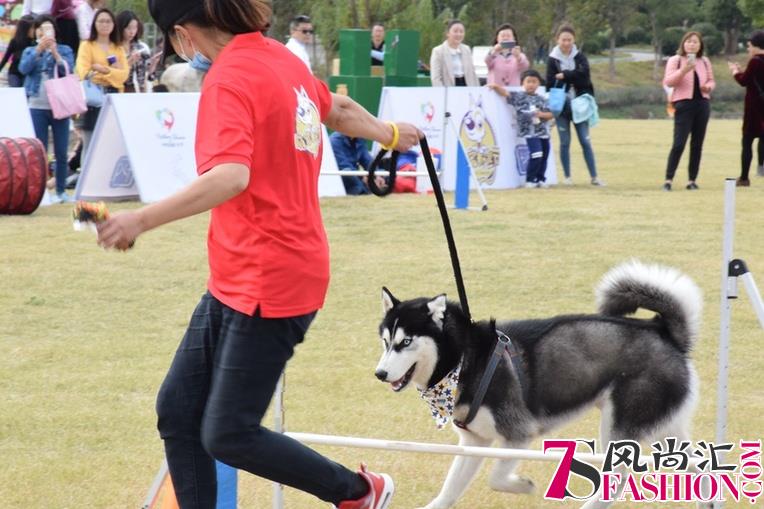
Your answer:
[485,23,529,86]
[18,14,75,203]
[728,29,764,187]
[75,7,128,160]
[662,31,715,191]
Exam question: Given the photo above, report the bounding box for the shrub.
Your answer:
[661,27,686,56]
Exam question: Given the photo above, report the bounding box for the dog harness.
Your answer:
[417,365,461,429]
[454,331,527,431]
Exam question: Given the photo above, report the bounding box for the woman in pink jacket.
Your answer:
[662,31,715,191]
[485,23,529,86]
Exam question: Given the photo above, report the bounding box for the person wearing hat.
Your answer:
[95,1,421,508]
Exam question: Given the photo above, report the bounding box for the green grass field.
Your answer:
[1,119,762,508]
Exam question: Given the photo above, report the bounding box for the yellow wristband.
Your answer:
[381,121,400,151]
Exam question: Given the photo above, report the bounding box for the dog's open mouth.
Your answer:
[390,364,416,392]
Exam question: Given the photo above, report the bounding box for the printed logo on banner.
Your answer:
[155,108,175,131]
[420,101,435,123]
[514,144,529,176]
[459,94,500,185]
[543,439,763,504]
[110,155,135,188]
[154,108,186,148]
[293,86,321,157]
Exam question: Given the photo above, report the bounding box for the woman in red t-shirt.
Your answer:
[96,1,420,508]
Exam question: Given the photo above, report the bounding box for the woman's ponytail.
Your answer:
[204,0,271,34]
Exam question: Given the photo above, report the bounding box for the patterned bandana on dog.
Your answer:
[417,365,461,429]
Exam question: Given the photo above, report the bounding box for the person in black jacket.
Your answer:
[0,15,35,88]
[546,25,603,186]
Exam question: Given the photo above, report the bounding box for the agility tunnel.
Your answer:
[0,137,47,215]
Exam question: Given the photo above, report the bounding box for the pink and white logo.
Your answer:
[420,101,435,123]
[155,108,175,132]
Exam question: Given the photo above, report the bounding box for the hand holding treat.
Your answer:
[73,201,137,250]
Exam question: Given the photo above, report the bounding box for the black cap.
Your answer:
[148,0,205,59]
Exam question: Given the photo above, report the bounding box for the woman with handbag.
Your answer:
[75,7,128,161]
[545,25,603,186]
[18,14,76,203]
[117,10,151,93]
[729,29,764,187]
[662,31,715,191]
[429,20,479,87]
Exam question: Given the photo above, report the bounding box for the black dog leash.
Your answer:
[366,149,399,197]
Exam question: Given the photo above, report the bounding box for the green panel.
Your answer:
[383,30,419,78]
[416,76,432,86]
[384,75,418,87]
[328,76,384,116]
[339,29,371,76]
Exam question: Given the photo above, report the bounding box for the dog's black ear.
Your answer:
[381,287,399,315]
[427,294,447,329]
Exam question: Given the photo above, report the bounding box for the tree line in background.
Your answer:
[105,0,762,79]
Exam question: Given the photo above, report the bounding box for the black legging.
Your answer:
[740,134,764,180]
[665,99,710,182]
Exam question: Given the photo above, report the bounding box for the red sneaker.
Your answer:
[336,464,394,509]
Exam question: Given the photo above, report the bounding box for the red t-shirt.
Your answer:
[195,32,333,317]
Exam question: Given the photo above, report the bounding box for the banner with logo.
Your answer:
[378,86,557,190]
[75,93,345,202]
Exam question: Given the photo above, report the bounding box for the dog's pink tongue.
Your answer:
[390,377,404,391]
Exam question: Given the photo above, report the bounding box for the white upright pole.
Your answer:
[714,178,737,509]
[272,373,285,509]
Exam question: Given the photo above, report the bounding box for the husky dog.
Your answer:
[375,261,708,509]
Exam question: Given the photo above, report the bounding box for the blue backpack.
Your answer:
[548,80,566,116]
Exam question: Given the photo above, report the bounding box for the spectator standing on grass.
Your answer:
[371,22,384,66]
[546,24,604,186]
[662,31,715,191]
[95,0,421,508]
[485,23,529,87]
[117,10,151,93]
[285,14,312,72]
[0,15,35,88]
[18,15,75,203]
[75,8,128,160]
[430,19,479,87]
[489,69,554,188]
[729,29,764,187]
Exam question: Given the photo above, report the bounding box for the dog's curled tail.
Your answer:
[596,260,703,352]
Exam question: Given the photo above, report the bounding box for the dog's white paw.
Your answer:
[415,500,453,509]
[489,474,535,494]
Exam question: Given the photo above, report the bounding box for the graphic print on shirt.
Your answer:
[459,94,500,185]
[293,86,321,157]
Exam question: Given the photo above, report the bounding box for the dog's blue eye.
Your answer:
[402,337,412,347]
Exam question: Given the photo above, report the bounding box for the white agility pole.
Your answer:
[714,178,764,509]
[320,170,435,177]
[272,373,285,509]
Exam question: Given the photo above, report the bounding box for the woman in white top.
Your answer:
[429,19,479,87]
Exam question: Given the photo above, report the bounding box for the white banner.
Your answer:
[76,93,344,202]
[378,86,557,190]
[0,88,35,138]
[0,87,52,206]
